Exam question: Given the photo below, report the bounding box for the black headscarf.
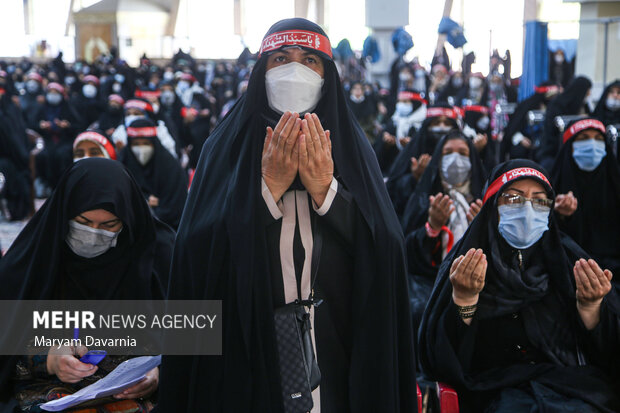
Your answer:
[418,159,620,399]
[156,18,417,413]
[500,82,557,161]
[401,131,486,234]
[551,118,620,274]
[593,79,620,126]
[538,76,592,169]
[0,158,174,399]
[386,104,460,217]
[119,118,188,230]
[419,160,620,411]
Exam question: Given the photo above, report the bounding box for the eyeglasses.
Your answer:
[499,193,553,211]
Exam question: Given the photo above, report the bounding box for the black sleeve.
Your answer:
[442,299,479,372]
[315,180,357,249]
[405,226,442,278]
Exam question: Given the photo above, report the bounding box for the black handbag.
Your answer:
[273,225,322,413]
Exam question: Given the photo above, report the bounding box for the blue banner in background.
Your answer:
[519,21,549,102]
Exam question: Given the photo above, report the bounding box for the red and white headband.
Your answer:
[398,91,427,104]
[463,105,489,115]
[108,94,125,105]
[127,126,157,138]
[562,118,606,144]
[534,85,560,95]
[47,82,65,94]
[426,107,459,120]
[124,99,153,113]
[483,167,551,204]
[259,30,332,58]
[73,131,117,160]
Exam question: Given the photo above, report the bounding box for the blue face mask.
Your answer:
[572,139,606,171]
[395,102,413,117]
[497,202,549,250]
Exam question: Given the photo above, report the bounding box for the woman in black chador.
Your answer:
[0,158,174,411]
[156,18,417,413]
[418,159,620,412]
[551,118,620,280]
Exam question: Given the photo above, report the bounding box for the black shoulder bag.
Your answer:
[273,225,322,413]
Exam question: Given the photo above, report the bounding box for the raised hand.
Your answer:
[555,191,578,217]
[383,132,396,146]
[466,199,484,223]
[473,133,488,152]
[299,113,334,207]
[449,248,487,306]
[574,258,613,329]
[428,192,455,230]
[261,111,301,202]
[398,136,411,147]
[411,153,431,180]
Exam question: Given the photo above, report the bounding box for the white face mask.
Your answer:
[469,77,482,90]
[476,116,490,130]
[46,93,62,106]
[112,83,122,93]
[82,84,98,98]
[265,62,324,115]
[66,220,121,258]
[395,102,413,117]
[124,114,144,128]
[606,97,620,111]
[441,152,471,186]
[26,80,40,94]
[131,144,155,166]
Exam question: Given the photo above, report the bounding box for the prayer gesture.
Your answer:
[574,259,612,329]
[411,154,431,180]
[450,248,487,306]
[428,192,455,230]
[299,113,334,207]
[262,111,302,202]
[467,199,483,223]
[574,259,612,307]
[555,191,578,217]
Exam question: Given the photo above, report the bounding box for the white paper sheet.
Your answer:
[40,355,161,411]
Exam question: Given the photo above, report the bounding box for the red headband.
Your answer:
[108,94,125,105]
[83,75,100,85]
[135,89,161,100]
[562,119,606,144]
[73,131,117,160]
[398,91,427,104]
[47,82,65,94]
[124,99,153,113]
[463,105,489,115]
[259,30,332,58]
[426,107,459,119]
[127,126,157,138]
[27,72,43,82]
[534,85,559,95]
[483,167,551,204]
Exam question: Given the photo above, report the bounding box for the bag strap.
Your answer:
[296,213,323,308]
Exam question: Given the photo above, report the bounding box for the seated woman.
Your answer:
[551,117,620,282]
[386,104,461,219]
[0,158,175,412]
[119,118,188,230]
[373,90,427,175]
[401,130,486,329]
[72,129,117,162]
[418,159,620,412]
